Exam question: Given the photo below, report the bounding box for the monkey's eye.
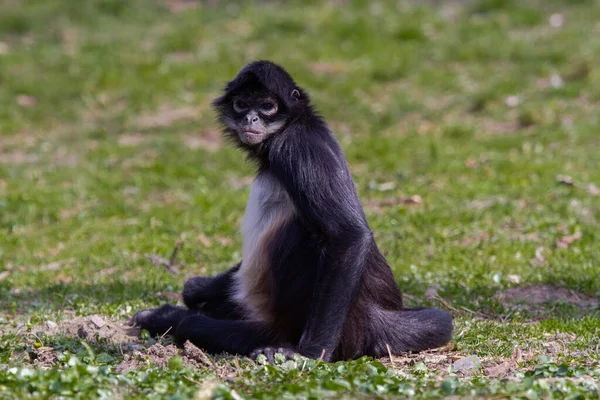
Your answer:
[259,102,278,115]
[233,100,249,113]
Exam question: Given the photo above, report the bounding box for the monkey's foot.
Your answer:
[250,346,296,364]
[131,304,190,338]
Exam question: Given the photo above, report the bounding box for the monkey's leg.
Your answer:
[133,305,273,355]
[366,308,453,357]
[182,264,242,319]
[175,314,275,356]
[133,304,192,337]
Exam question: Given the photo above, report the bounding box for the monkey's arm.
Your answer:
[270,128,371,361]
[182,264,243,320]
[134,265,243,336]
[183,263,240,307]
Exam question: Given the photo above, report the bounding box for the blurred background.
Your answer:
[0,0,598,321]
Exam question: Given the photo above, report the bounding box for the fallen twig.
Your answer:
[144,239,185,274]
[433,295,491,319]
[386,343,396,368]
[159,326,172,339]
[169,239,184,267]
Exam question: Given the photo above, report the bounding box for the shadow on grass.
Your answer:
[3,276,599,324]
[0,280,177,315]
[406,279,600,322]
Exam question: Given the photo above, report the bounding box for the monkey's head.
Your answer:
[212,61,309,149]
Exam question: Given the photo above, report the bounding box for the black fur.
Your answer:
[133,60,453,362]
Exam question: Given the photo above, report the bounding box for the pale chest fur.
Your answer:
[232,172,295,321]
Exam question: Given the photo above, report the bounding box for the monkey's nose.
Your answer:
[246,113,260,124]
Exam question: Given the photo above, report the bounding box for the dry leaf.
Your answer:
[376,182,396,191]
[197,234,212,247]
[404,195,423,204]
[486,361,510,377]
[511,346,523,363]
[465,158,477,168]
[587,183,599,196]
[556,175,574,186]
[555,231,582,249]
[16,95,37,108]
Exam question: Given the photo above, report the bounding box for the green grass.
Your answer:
[1,0,599,398]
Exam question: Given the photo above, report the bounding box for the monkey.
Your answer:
[133,60,453,363]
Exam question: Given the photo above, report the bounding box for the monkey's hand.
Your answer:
[132,304,191,338]
[182,265,240,309]
[250,346,296,364]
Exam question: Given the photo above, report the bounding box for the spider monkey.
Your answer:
[133,60,453,362]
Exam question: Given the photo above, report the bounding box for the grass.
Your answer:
[1,0,599,398]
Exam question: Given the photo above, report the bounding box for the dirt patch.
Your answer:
[36,315,141,346]
[118,133,146,147]
[181,130,222,152]
[0,151,39,165]
[31,315,222,372]
[115,341,213,372]
[481,119,520,135]
[496,285,599,313]
[381,347,496,378]
[164,0,203,13]
[382,344,539,380]
[32,347,58,369]
[382,348,458,371]
[135,105,201,129]
[364,195,423,214]
[308,62,351,76]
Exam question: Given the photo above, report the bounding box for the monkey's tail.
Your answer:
[375,307,453,354]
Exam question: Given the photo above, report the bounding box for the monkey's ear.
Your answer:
[291,89,301,101]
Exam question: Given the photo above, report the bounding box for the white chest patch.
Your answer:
[232,172,295,321]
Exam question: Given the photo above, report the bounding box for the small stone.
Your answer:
[424,284,440,299]
[44,321,58,330]
[550,74,563,88]
[16,95,37,108]
[405,195,423,204]
[131,344,143,351]
[453,355,482,374]
[504,95,520,108]
[90,315,106,328]
[549,13,564,28]
[377,181,396,191]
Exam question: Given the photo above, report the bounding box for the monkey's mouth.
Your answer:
[239,129,266,145]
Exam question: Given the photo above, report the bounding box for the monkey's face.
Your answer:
[220,88,288,146]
